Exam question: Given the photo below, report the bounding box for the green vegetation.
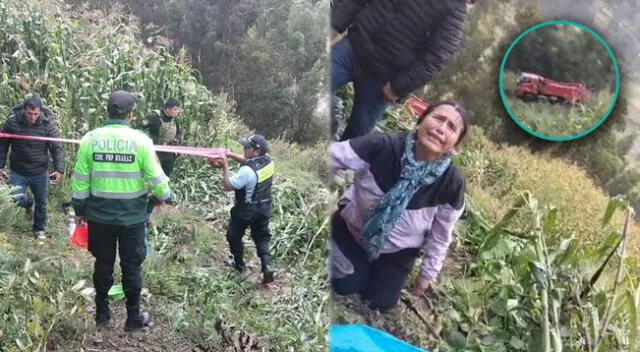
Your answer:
[503,94,611,138]
[333,102,640,352]
[0,1,329,351]
[333,1,640,350]
[70,0,330,144]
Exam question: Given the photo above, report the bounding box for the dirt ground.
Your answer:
[40,209,278,352]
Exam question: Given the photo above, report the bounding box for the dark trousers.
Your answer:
[87,221,147,317]
[9,171,48,232]
[331,37,389,141]
[330,211,420,313]
[156,151,176,177]
[226,203,272,265]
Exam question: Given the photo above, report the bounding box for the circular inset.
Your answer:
[499,20,620,141]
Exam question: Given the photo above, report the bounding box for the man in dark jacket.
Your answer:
[330,0,472,141]
[139,98,182,177]
[0,96,65,239]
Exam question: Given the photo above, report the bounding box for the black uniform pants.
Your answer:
[156,151,177,177]
[87,221,147,315]
[330,210,420,313]
[226,203,271,261]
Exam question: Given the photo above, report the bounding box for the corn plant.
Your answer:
[0,1,331,351]
[0,184,20,232]
[425,193,637,352]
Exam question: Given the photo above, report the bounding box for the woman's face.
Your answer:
[416,104,464,156]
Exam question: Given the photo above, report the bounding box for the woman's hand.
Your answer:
[412,276,431,296]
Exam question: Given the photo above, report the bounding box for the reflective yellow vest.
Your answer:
[71,119,171,225]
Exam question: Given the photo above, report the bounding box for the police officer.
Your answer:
[71,90,175,331]
[209,134,275,284]
[140,98,182,177]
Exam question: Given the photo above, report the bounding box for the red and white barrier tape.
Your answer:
[0,132,226,158]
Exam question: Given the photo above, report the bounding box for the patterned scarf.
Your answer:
[359,132,451,260]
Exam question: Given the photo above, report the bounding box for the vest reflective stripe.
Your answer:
[256,161,274,183]
[73,191,89,199]
[150,174,169,185]
[91,189,148,199]
[90,179,146,193]
[91,170,143,179]
[73,171,90,182]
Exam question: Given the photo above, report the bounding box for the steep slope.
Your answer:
[0,1,329,351]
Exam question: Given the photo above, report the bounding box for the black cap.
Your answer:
[239,134,269,154]
[107,90,137,116]
[164,98,180,109]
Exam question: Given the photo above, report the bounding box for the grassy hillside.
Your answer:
[0,1,329,351]
[333,96,640,351]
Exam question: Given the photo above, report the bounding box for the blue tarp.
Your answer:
[329,324,429,352]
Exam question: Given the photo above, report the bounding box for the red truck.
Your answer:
[515,72,591,104]
[405,94,429,117]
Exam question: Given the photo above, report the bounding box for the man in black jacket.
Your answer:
[330,0,472,141]
[0,96,65,240]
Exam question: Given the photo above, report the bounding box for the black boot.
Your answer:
[226,254,246,272]
[96,302,111,327]
[124,306,151,332]
[260,255,274,284]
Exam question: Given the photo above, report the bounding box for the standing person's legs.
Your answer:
[331,38,359,140]
[226,206,251,271]
[28,172,49,236]
[146,151,173,243]
[249,204,274,283]
[87,221,118,326]
[339,73,389,141]
[117,221,149,331]
[159,153,176,177]
[360,248,420,313]
[329,210,372,296]
[8,171,33,220]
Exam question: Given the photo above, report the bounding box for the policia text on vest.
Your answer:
[71,90,174,331]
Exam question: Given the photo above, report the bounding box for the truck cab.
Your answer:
[515,72,591,104]
[515,72,543,101]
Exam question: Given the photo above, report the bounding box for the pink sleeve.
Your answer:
[420,201,464,281]
[329,141,369,174]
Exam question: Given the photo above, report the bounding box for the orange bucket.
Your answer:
[70,223,88,249]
